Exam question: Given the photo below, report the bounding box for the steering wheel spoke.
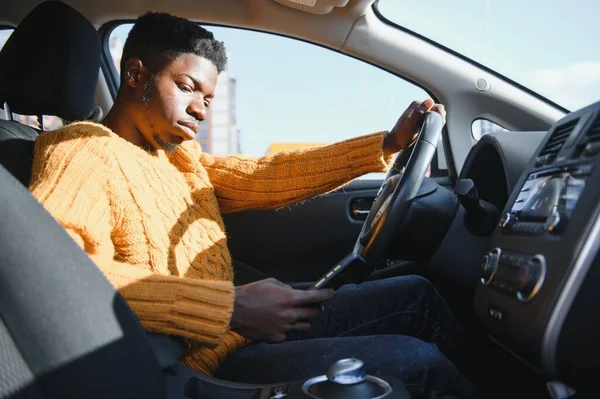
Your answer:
[358,175,399,246]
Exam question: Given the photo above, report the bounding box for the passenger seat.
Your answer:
[0,0,100,186]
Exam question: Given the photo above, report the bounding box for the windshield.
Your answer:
[377,0,600,111]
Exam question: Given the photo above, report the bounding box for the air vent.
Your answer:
[535,119,577,167]
[574,114,600,159]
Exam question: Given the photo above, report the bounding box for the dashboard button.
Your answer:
[535,155,550,167]
[546,211,567,234]
[517,255,547,302]
[269,385,288,399]
[499,213,516,230]
[515,256,528,267]
[571,164,594,177]
[583,141,600,156]
[488,306,507,323]
[512,222,526,233]
[480,248,500,285]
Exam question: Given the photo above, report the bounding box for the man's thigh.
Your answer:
[287,275,466,366]
[215,335,476,399]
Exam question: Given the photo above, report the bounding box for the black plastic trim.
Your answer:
[98,21,121,98]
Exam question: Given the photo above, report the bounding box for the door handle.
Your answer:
[350,198,374,220]
[352,209,370,217]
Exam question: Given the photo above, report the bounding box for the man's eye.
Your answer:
[177,83,193,93]
[204,101,211,109]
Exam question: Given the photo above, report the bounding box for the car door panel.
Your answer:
[223,175,453,282]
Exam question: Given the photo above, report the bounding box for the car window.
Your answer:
[0,29,11,50]
[472,119,509,140]
[0,28,64,131]
[377,0,599,111]
[107,24,447,175]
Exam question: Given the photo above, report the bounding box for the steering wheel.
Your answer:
[309,111,445,290]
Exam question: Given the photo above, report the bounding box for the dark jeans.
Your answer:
[215,275,478,398]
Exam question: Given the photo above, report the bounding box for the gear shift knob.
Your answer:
[301,358,411,398]
[326,358,366,384]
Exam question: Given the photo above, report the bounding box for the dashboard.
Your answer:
[459,130,546,210]
[473,99,600,389]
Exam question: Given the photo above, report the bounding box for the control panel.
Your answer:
[480,248,546,303]
[499,164,591,237]
[474,101,600,385]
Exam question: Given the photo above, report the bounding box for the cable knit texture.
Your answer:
[29,121,392,375]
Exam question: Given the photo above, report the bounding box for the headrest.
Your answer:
[0,1,100,121]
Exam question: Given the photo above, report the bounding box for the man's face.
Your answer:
[134,53,218,152]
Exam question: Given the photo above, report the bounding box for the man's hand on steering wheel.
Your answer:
[383,98,447,157]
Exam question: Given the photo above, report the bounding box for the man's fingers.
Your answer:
[283,305,321,323]
[417,98,435,113]
[409,100,422,110]
[292,288,335,306]
[404,98,434,126]
[290,321,312,332]
[286,306,321,331]
[432,104,446,120]
[269,332,287,343]
[296,306,322,320]
[268,278,292,288]
[431,103,445,115]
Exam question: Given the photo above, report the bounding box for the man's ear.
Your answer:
[124,58,146,88]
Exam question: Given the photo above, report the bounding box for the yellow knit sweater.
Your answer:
[29,121,391,375]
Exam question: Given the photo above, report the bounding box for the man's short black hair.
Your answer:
[120,12,228,80]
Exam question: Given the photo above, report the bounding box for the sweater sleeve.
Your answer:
[199,132,393,214]
[29,129,234,347]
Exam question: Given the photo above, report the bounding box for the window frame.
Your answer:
[0,27,15,122]
[0,26,15,41]
[0,27,15,119]
[98,20,450,177]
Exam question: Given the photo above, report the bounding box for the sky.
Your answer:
[3,0,598,156]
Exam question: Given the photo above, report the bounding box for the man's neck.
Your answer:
[102,100,151,149]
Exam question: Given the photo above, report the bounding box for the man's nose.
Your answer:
[186,98,207,122]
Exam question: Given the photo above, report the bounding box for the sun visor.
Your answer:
[273,0,350,15]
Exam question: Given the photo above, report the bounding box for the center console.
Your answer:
[163,356,410,399]
[474,100,600,387]
[148,333,411,398]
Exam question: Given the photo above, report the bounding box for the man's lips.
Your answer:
[178,121,199,139]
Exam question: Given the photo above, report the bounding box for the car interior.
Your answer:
[0,0,597,398]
